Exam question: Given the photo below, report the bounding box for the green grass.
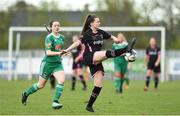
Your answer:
[0,78,180,115]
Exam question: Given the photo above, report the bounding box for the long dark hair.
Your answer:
[49,19,59,33]
[81,14,98,35]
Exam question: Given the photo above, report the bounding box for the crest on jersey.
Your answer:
[55,45,61,50]
[46,43,51,48]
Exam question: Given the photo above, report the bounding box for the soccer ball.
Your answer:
[124,49,137,62]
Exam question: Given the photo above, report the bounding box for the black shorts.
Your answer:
[72,61,82,69]
[147,62,161,73]
[83,52,104,76]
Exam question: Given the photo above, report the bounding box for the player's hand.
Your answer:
[155,62,159,67]
[60,50,68,56]
[143,64,146,69]
[75,57,79,63]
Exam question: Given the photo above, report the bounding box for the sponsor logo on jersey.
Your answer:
[55,45,61,50]
[149,51,157,55]
[93,40,103,45]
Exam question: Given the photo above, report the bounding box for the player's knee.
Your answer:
[57,79,65,85]
[114,72,121,77]
[96,71,104,77]
[154,76,159,81]
[146,70,152,76]
[37,83,45,89]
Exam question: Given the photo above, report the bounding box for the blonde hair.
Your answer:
[149,37,157,45]
[117,33,127,42]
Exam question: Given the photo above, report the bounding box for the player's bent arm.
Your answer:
[46,50,61,56]
[65,40,81,52]
[155,54,161,65]
[144,55,149,65]
[111,35,120,43]
[75,44,85,62]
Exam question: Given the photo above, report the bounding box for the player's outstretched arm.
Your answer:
[46,50,62,56]
[61,40,81,55]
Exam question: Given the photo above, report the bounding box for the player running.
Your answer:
[61,14,136,112]
[144,37,161,91]
[70,35,87,91]
[112,33,129,93]
[21,20,65,109]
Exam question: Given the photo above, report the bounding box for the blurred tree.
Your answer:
[0,12,11,49]
[9,0,37,11]
[99,0,142,26]
[39,0,59,11]
[142,0,180,49]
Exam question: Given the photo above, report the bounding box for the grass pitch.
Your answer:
[0,78,180,115]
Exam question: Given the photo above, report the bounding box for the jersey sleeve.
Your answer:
[45,36,53,50]
[100,29,111,40]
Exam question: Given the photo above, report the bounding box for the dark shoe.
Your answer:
[71,88,75,91]
[83,87,87,91]
[144,87,148,91]
[86,106,94,112]
[22,92,28,106]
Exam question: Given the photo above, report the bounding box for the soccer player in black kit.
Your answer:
[61,14,135,112]
[70,35,87,91]
[144,37,161,91]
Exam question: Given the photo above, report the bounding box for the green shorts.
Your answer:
[114,62,128,75]
[39,61,64,80]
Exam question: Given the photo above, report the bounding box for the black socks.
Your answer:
[87,86,102,107]
[72,76,76,90]
[79,75,87,89]
[106,46,128,58]
[145,76,150,88]
[154,77,159,89]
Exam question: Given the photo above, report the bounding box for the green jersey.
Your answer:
[112,41,128,63]
[42,33,64,63]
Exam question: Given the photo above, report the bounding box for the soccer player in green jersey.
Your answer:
[21,20,65,109]
[112,33,129,93]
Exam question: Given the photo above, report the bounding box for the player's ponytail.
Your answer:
[81,14,98,35]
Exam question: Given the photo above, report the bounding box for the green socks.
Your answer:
[114,77,120,91]
[119,78,124,93]
[124,77,129,85]
[25,83,39,96]
[114,77,124,93]
[53,84,64,101]
[25,83,64,102]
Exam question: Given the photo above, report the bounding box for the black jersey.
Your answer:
[80,28,111,54]
[146,46,160,63]
[71,45,82,60]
